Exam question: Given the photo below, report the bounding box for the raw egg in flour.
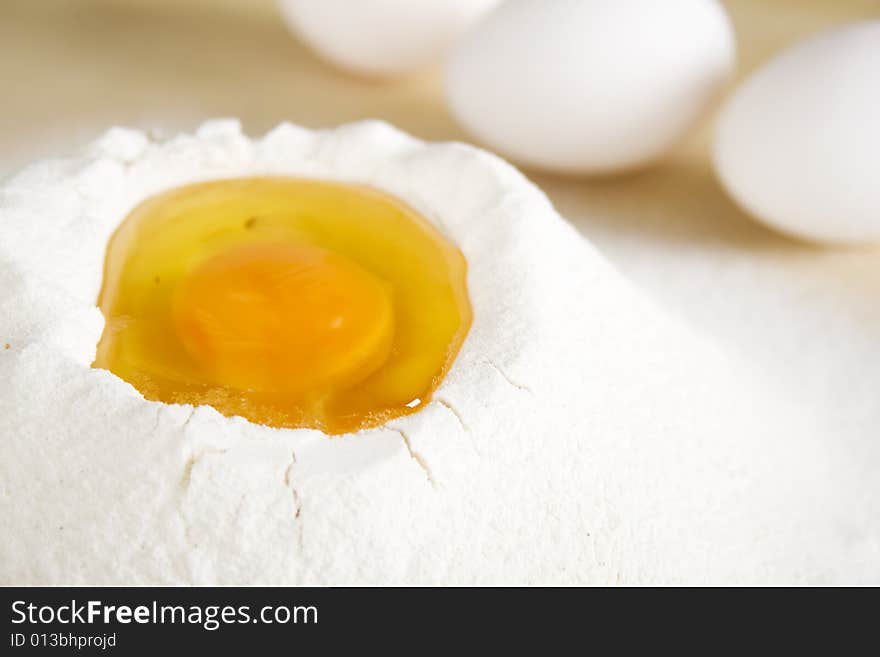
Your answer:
[93,178,472,434]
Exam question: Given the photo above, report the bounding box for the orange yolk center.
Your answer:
[172,243,393,396]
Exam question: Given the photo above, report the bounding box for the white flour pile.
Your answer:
[0,120,872,584]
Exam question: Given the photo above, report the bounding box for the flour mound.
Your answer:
[0,121,870,584]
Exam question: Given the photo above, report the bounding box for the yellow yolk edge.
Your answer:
[93,178,472,434]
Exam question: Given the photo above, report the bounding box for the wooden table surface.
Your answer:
[3,1,880,494]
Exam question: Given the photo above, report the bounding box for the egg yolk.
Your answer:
[172,242,394,395]
[93,178,471,434]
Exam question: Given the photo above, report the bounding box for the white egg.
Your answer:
[277,0,502,77]
[714,21,880,244]
[445,0,736,174]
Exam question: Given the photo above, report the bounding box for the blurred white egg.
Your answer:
[714,21,880,244]
[277,0,502,77]
[445,0,736,174]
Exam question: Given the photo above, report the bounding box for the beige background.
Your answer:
[2,1,880,494]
